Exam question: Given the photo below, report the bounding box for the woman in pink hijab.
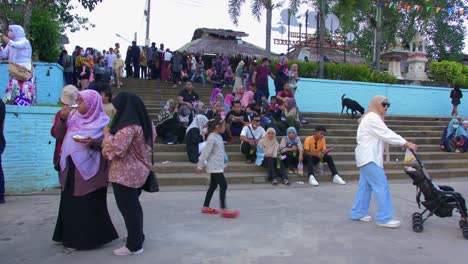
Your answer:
[52,89,118,250]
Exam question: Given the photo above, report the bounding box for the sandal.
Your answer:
[221,210,240,218]
[272,179,278,186]
[201,208,219,214]
[283,179,290,186]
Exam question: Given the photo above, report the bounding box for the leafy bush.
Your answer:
[368,71,398,84]
[428,61,464,85]
[324,63,371,82]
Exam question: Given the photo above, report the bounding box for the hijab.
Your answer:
[224,66,234,78]
[462,118,468,133]
[110,92,153,146]
[216,93,231,112]
[241,91,254,108]
[224,93,235,107]
[286,127,299,145]
[234,86,245,101]
[284,97,297,111]
[446,118,467,139]
[210,88,222,105]
[193,101,205,115]
[154,99,176,126]
[358,95,387,124]
[60,90,110,180]
[259,127,279,156]
[186,114,209,139]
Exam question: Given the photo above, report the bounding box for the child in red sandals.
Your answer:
[196,117,239,218]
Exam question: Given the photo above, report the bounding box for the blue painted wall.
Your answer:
[3,105,60,194]
[0,62,65,105]
[268,78,457,117]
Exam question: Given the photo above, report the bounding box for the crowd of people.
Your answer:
[0,27,465,255]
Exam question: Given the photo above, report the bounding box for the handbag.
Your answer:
[8,62,32,82]
[142,142,159,192]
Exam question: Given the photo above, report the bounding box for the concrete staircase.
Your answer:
[116,78,468,186]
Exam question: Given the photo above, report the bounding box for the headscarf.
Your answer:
[224,67,234,78]
[5,25,32,70]
[154,99,177,126]
[284,97,297,111]
[224,93,235,107]
[358,95,387,124]
[286,127,299,145]
[241,91,254,108]
[210,88,222,105]
[462,118,468,133]
[60,90,110,180]
[234,86,245,101]
[259,127,279,156]
[193,101,205,115]
[186,114,209,139]
[446,118,467,139]
[110,92,153,146]
[216,93,231,113]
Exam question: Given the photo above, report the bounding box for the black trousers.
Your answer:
[240,142,256,162]
[112,183,145,252]
[257,83,269,100]
[305,154,338,177]
[203,173,227,209]
[186,128,202,163]
[133,64,140,78]
[0,154,4,201]
[263,157,286,181]
[281,151,299,169]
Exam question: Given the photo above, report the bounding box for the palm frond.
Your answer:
[251,0,266,21]
[228,0,246,26]
[288,0,300,14]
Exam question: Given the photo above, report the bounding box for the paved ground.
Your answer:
[1,177,468,264]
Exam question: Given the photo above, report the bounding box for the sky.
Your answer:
[65,0,468,55]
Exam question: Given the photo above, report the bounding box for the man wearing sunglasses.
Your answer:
[240,113,266,164]
[303,125,346,186]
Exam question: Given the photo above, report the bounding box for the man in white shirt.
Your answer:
[106,48,116,81]
[240,114,265,164]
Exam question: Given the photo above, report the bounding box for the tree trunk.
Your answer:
[374,0,382,71]
[265,7,272,56]
[318,0,325,79]
[22,0,34,33]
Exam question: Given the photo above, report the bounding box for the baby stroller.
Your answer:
[403,150,468,239]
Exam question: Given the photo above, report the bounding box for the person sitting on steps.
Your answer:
[303,125,346,186]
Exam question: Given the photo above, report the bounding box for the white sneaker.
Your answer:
[376,219,401,228]
[113,246,144,256]
[333,174,346,185]
[356,215,372,222]
[308,175,319,186]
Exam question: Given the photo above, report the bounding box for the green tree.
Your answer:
[28,7,63,62]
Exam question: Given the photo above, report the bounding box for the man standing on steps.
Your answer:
[177,81,200,120]
[169,51,183,88]
[303,125,346,186]
[131,41,141,78]
[252,58,275,100]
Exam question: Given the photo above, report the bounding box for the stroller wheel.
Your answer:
[463,226,468,240]
[459,220,466,229]
[412,212,422,219]
[413,223,424,233]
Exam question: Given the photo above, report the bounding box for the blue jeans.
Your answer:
[191,74,205,85]
[350,162,393,224]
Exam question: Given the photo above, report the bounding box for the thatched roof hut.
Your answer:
[177,28,277,59]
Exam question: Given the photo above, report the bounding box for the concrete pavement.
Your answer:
[1,178,468,264]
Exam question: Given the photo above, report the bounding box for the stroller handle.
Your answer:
[409,149,424,168]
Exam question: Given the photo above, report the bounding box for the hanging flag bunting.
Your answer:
[403,4,408,9]
[447,7,452,14]
[397,4,402,9]
[460,8,465,15]
[378,2,465,17]
[384,2,389,7]
[415,5,421,11]
[406,5,411,11]
[426,7,431,12]
[436,7,441,13]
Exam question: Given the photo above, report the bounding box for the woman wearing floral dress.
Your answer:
[0,25,36,106]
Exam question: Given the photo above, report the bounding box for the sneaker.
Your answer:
[333,174,346,185]
[272,179,278,186]
[283,179,290,186]
[376,219,401,228]
[353,215,372,222]
[308,175,319,186]
[113,246,144,256]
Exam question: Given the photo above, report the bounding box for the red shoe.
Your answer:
[201,208,219,214]
[221,210,239,218]
[228,140,235,145]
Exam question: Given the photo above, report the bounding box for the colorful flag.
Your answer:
[447,7,452,14]
[427,7,431,12]
[436,7,441,13]
[461,8,465,15]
